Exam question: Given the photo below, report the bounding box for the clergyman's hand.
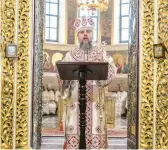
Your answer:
[62,89,70,100]
[55,91,62,102]
[97,80,105,87]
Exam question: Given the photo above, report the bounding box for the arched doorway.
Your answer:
[31,0,139,149]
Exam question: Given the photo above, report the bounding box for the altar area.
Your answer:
[42,73,127,138]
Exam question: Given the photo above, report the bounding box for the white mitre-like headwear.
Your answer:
[74,17,95,33]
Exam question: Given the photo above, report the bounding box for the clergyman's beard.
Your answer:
[80,41,92,50]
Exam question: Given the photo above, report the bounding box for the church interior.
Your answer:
[0,0,168,149]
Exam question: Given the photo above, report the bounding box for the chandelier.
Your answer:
[78,0,109,12]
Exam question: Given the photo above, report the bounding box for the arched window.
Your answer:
[119,0,130,43]
[45,0,59,42]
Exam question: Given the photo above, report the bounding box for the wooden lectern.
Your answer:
[56,62,108,149]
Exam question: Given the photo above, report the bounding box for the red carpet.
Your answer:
[107,129,127,137]
[42,128,127,137]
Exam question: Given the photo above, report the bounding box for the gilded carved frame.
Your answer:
[140,0,168,149]
[1,0,30,148]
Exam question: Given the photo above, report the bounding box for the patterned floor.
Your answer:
[41,137,127,149]
[42,115,127,137]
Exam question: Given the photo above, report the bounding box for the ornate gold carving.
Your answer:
[58,98,65,125]
[1,0,15,148]
[111,0,114,45]
[106,95,115,128]
[140,0,154,149]
[105,44,128,51]
[156,0,168,149]
[1,0,30,148]
[43,43,128,51]
[44,43,76,51]
[16,0,30,147]
[0,0,2,48]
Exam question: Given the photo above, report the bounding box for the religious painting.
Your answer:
[43,49,128,74]
[67,0,77,44]
[108,50,128,74]
[101,0,112,45]
[43,50,66,72]
[5,44,18,58]
[67,18,75,44]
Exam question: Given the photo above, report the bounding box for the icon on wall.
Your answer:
[153,43,167,59]
[6,44,17,58]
